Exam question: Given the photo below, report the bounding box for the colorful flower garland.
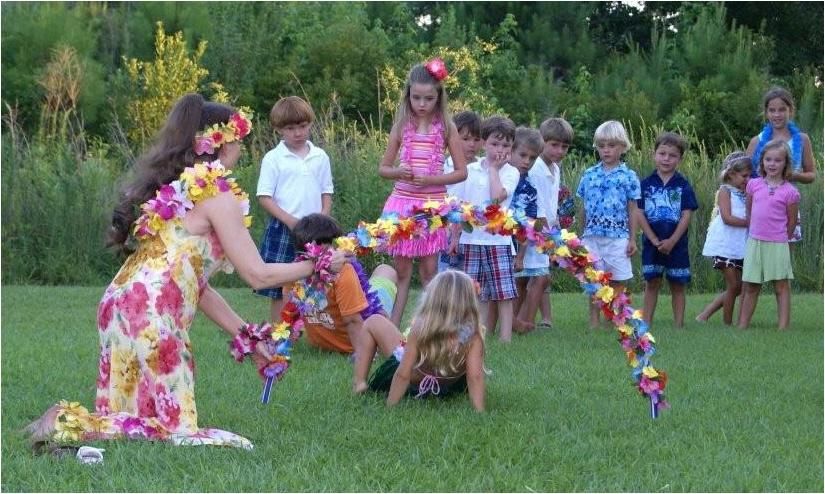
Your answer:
[194,108,253,156]
[240,196,669,417]
[133,160,251,239]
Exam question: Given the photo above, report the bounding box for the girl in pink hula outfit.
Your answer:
[378,58,468,326]
[738,139,800,330]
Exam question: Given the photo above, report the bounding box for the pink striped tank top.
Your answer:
[390,118,447,200]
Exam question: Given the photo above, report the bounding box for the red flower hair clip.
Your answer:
[424,57,448,81]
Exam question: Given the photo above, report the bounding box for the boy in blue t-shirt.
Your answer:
[510,128,546,333]
[637,132,698,328]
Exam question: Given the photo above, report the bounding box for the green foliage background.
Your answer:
[1,2,822,291]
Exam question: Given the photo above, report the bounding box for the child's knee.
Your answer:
[372,264,398,284]
[645,277,663,290]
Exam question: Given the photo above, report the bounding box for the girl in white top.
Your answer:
[696,152,752,325]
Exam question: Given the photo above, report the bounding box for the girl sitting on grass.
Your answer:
[352,270,486,412]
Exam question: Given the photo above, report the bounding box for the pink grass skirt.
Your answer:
[382,194,447,257]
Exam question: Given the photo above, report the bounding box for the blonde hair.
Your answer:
[394,63,452,140]
[513,127,543,155]
[411,270,484,377]
[719,151,751,183]
[593,120,632,151]
[758,139,794,179]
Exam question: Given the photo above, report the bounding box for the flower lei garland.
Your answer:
[342,197,668,417]
[194,108,253,156]
[248,196,668,417]
[229,243,336,403]
[133,160,251,239]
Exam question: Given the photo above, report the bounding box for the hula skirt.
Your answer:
[381,194,448,257]
[368,356,468,398]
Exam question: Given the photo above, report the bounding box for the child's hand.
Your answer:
[285,215,299,230]
[410,175,429,187]
[330,249,351,273]
[514,256,524,272]
[252,341,273,370]
[626,239,637,257]
[489,151,510,169]
[396,165,414,182]
[657,238,675,255]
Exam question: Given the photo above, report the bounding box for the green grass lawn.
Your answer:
[2,285,823,492]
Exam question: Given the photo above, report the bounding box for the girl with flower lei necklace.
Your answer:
[378,58,469,328]
[25,93,347,451]
[746,86,817,243]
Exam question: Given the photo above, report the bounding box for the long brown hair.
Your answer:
[107,93,235,252]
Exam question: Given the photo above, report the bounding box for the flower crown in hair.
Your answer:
[194,108,253,156]
[424,57,448,81]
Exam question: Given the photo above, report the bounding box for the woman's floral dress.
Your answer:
[41,162,253,449]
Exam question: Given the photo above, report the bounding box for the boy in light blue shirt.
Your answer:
[576,120,641,328]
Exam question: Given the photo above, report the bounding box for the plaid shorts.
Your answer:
[461,244,517,301]
[255,218,296,299]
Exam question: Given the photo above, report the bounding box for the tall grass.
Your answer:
[2,106,822,292]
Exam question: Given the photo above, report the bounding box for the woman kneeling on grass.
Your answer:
[353,270,487,412]
[25,93,347,451]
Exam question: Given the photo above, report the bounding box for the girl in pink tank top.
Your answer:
[378,58,468,326]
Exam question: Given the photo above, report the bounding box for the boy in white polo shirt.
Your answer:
[448,116,520,343]
[255,96,334,322]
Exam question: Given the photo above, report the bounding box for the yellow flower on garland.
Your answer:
[422,199,442,210]
[54,401,91,443]
[271,322,291,341]
[429,215,443,232]
[585,266,600,281]
[642,366,659,379]
[561,229,578,242]
[595,285,614,303]
[555,245,571,257]
[335,236,357,253]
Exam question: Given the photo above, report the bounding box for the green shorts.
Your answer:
[742,238,794,283]
[368,276,397,316]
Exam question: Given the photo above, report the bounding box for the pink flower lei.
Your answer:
[132,160,252,239]
[194,107,253,156]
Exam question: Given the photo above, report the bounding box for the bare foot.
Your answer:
[352,382,369,394]
[23,404,61,443]
[513,319,534,334]
[695,315,708,323]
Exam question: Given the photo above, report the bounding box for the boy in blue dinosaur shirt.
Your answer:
[637,132,698,328]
